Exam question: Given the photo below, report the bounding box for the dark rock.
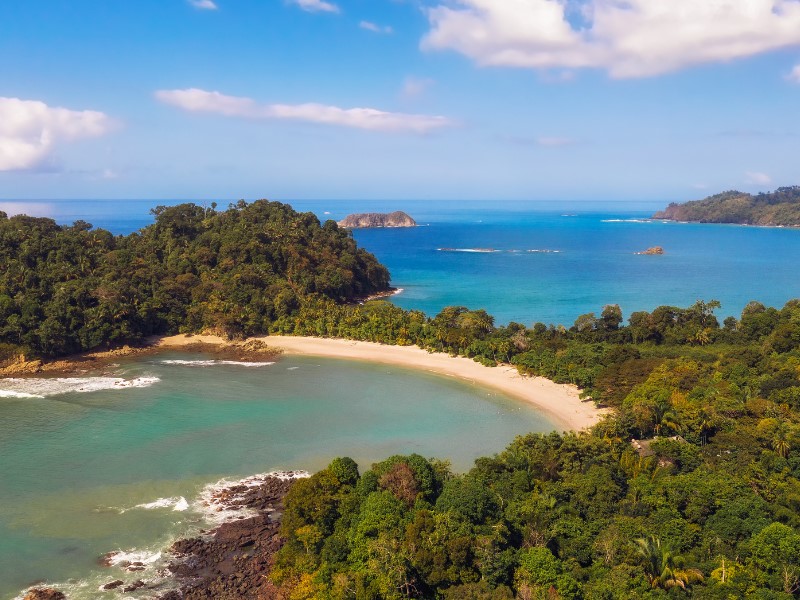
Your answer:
[165,475,296,599]
[23,589,66,600]
[121,580,145,592]
[337,211,416,229]
[101,580,124,590]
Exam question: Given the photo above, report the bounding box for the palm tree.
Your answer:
[635,536,704,590]
[651,397,681,435]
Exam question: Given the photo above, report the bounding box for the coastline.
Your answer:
[155,334,607,431]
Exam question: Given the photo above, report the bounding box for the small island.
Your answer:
[654,185,800,227]
[337,210,417,229]
[635,246,665,255]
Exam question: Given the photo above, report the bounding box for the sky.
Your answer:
[1,0,799,202]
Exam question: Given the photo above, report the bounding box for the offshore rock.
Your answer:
[635,246,664,255]
[337,211,417,228]
[23,589,66,600]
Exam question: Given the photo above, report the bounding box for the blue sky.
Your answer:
[1,0,799,202]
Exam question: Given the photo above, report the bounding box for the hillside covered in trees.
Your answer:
[653,186,800,227]
[0,200,389,359]
[270,298,800,599]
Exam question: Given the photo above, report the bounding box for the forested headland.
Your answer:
[654,186,800,227]
[0,200,389,361]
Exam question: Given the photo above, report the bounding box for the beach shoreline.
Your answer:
[155,334,607,431]
[1,333,607,431]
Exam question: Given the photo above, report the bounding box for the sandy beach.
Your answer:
[157,334,606,431]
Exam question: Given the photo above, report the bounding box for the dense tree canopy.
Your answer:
[0,200,389,358]
[271,297,800,598]
[654,186,800,227]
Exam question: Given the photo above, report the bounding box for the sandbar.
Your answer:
[157,334,607,431]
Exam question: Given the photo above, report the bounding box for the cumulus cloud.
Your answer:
[155,88,455,133]
[188,0,218,9]
[745,171,772,185]
[422,0,800,78]
[360,21,393,34]
[786,64,800,83]
[0,97,114,172]
[290,0,339,14]
[402,77,435,98]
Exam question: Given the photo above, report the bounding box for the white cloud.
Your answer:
[745,171,772,185]
[402,77,435,98]
[786,64,800,83]
[290,0,339,14]
[188,0,218,9]
[360,21,393,34]
[155,88,455,133]
[422,0,800,78]
[0,97,114,172]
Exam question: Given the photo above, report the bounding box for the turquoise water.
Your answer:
[3,198,800,596]
[3,199,799,324]
[0,353,552,598]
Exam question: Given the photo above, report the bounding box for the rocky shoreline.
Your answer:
[157,474,299,599]
[0,338,282,378]
[17,473,303,600]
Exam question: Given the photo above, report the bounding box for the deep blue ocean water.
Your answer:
[3,198,799,325]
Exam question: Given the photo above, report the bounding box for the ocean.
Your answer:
[3,198,798,324]
[2,198,800,597]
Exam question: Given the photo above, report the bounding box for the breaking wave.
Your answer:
[0,376,160,399]
[159,359,275,368]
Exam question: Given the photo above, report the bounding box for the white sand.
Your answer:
[157,334,607,431]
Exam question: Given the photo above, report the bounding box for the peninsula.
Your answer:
[337,210,417,228]
[654,185,800,227]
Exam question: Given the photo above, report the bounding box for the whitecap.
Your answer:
[195,471,309,525]
[600,218,653,223]
[134,496,189,512]
[526,249,561,254]
[0,390,43,399]
[104,549,163,567]
[437,248,501,253]
[0,376,159,398]
[160,359,275,368]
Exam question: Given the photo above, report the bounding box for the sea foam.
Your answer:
[134,496,189,512]
[0,376,160,398]
[195,470,309,525]
[160,359,275,368]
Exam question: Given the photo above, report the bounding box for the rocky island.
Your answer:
[337,210,417,229]
[635,246,664,255]
[654,185,800,227]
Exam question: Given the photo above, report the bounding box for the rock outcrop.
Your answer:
[635,246,664,255]
[23,589,66,600]
[159,475,297,599]
[337,211,416,229]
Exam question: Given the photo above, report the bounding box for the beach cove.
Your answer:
[1,339,578,598]
[158,334,606,431]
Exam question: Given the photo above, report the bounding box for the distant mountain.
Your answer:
[653,186,800,227]
[337,211,417,229]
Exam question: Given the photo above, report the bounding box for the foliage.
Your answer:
[0,201,389,357]
[654,186,800,227]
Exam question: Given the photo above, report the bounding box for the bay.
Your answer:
[0,352,551,598]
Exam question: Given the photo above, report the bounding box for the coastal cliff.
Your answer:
[654,186,800,227]
[337,211,417,229]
